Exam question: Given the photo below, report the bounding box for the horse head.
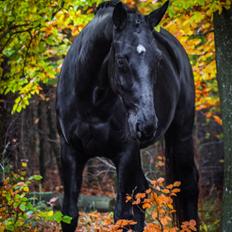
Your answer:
[109,1,169,143]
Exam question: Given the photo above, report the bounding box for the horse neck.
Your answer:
[77,15,112,83]
[75,10,118,119]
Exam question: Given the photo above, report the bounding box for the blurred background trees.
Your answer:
[0,0,232,230]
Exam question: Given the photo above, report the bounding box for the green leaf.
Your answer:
[5,218,15,231]
[19,203,26,212]
[53,211,63,223]
[62,215,72,224]
[29,175,43,181]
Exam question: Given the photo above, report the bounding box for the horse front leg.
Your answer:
[60,138,86,232]
[113,144,148,232]
[165,124,199,229]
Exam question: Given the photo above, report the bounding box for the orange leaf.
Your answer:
[151,211,158,220]
[166,184,173,189]
[136,193,146,199]
[146,188,152,194]
[142,202,151,209]
[213,115,222,125]
[172,188,181,193]
[126,195,132,203]
[161,189,170,194]
[132,198,141,205]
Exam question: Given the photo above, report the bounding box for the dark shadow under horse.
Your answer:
[56,1,199,231]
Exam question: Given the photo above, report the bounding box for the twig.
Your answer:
[1,141,11,180]
[96,157,116,170]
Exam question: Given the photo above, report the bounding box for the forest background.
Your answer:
[0,0,232,231]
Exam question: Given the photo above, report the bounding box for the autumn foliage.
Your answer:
[0,0,229,231]
[1,164,197,232]
[77,177,196,232]
[0,0,231,120]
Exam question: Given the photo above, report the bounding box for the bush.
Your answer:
[0,162,71,232]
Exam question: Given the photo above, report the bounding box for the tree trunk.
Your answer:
[38,101,50,181]
[214,7,232,231]
[47,93,62,179]
[29,192,115,212]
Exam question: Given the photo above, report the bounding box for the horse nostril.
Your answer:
[143,124,155,137]
[136,122,157,140]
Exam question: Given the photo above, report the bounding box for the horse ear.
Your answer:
[113,2,127,30]
[145,1,169,27]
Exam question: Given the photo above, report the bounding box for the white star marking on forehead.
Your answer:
[137,44,146,54]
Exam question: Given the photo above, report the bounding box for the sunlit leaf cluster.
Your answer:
[0,0,98,113]
[1,0,231,119]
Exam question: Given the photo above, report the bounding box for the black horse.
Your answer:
[56,1,198,231]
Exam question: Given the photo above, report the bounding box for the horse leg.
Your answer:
[165,119,199,229]
[60,138,86,232]
[113,144,148,232]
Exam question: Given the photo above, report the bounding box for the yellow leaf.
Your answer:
[21,162,27,168]
[23,186,29,192]
[47,210,53,217]
[173,181,181,187]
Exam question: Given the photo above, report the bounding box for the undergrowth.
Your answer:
[1,160,220,231]
[77,178,197,232]
[0,161,71,231]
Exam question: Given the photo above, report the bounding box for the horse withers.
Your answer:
[56,1,199,231]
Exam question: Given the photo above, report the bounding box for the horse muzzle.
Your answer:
[135,118,158,142]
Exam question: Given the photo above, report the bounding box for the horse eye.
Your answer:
[118,58,124,66]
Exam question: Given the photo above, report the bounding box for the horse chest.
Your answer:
[76,120,110,153]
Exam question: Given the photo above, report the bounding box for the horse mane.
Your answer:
[95,1,138,15]
[77,1,139,69]
[95,1,118,13]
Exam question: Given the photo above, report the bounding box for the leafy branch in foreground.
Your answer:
[0,161,71,231]
[126,178,196,232]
